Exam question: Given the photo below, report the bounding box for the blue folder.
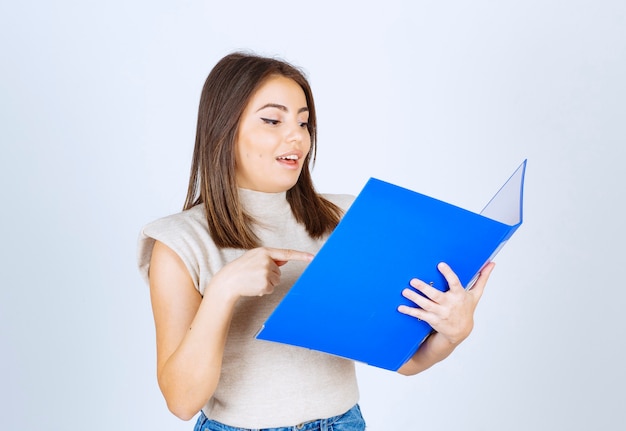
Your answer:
[256,160,527,371]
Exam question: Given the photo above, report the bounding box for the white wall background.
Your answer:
[1,1,625,430]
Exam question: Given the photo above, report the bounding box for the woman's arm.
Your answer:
[149,241,313,420]
[396,262,495,376]
[149,241,235,420]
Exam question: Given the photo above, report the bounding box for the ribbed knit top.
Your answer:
[137,189,358,428]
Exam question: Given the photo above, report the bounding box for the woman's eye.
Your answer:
[299,122,309,128]
[261,118,280,125]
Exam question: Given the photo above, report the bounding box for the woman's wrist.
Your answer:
[203,279,240,310]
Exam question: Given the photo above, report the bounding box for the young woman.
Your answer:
[137,52,494,431]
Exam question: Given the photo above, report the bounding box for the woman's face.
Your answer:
[234,75,311,193]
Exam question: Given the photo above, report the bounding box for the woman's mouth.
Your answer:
[276,153,301,167]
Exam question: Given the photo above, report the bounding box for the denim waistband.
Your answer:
[194,404,365,431]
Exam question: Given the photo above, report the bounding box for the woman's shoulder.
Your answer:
[320,193,356,213]
[137,205,210,286]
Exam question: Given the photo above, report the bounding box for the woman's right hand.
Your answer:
[210,247,314,299]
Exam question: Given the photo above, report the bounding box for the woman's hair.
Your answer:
[183,52,343,249]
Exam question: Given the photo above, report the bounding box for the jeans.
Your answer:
[193,404,366,431]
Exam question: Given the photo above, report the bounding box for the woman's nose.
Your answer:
[285,121,306,143]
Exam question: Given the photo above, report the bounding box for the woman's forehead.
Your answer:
[247,75,307,110]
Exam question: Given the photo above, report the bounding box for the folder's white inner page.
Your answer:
[479,161,526,226]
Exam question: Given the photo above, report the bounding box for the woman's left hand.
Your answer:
[397,261,495,346]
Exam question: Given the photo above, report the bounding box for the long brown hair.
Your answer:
[184,52,342,249]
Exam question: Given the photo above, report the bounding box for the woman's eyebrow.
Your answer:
[256,103,309,114]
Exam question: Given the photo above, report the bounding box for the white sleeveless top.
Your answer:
[137,189,359,428]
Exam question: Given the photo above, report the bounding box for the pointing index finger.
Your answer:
[265,248,314,265]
